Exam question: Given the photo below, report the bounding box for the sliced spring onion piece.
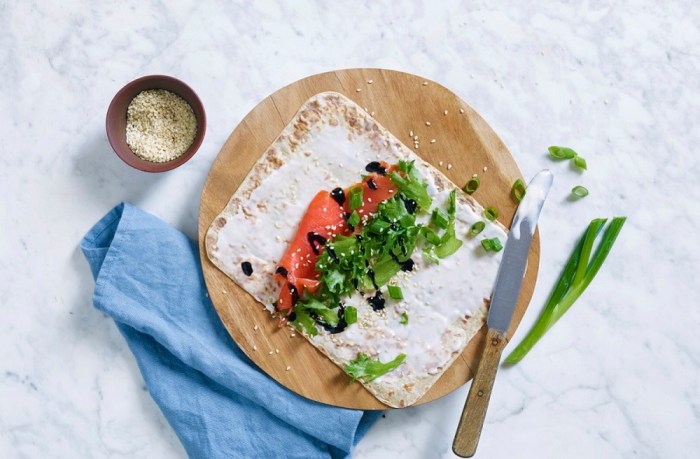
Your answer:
[347,211,360,228]
[447,189,457,215]
[399,312,409,325]
[482,206,499,221]
[571,185,589,198]
[511,178,527,202]
[548,146,577,159]
[481,237,502,252]
[573,156,587,170]
[349,186,364,210]
[468,221,486,237]
[463,175,480,194]
[344,306,358,325]
[421,226,441,245]
[387,285,404,300]
[431,208,449,229]
[504,217,626,364]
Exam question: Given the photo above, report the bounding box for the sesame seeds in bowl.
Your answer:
[106,75,206,172]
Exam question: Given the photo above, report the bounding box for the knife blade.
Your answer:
[452,169,553,458]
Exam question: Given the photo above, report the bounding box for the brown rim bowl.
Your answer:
[106,75,206,172]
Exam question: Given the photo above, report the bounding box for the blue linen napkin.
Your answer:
[80,202,379,459]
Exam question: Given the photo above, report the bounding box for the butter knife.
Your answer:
[452,170,553,457]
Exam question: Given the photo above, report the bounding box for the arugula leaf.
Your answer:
[298,297,339,327]
[344,353,407,383]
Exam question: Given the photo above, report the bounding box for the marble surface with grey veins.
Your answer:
[1,1,698,458]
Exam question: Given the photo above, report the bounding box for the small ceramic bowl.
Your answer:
[106,75,206,172]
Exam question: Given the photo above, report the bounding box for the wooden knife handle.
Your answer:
[452,328,507,458]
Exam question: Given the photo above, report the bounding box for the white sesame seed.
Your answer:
[422,81,428,86]
[459,108,465,114]
[409,130,414,137]
[367,79,373,84]
[268,351,273,355]
[439,161,444,166]
[483,166,488,172]
[425,121,431,126]
[414,135,418,141]
[430,139,436,144]
[254,324,258,331]
[222,290,227,294]
[356,88,362,92]
[275,348,280,354]
[371,111,375,116]
[291,333,296,337]
[253,345,257,350]
[447,164,453,170]
[286,366,291,371]
[444,110,448,115]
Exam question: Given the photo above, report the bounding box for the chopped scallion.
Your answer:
[399,312,409,325]
[431,208,449,229]
[347,211,360,228]
[349,186,364,210]
[447,189,457,216]
[481,237,502,252]
[468,221,486,237]
[344,306,358,325]
[463,175,480,194]
[421,226,441,245]
[435,226,463,258]
[573,156,587,170]
[387,285,404,300]
[548,146,577,159]
[511,178,527,202]
[571,185,589,198]
[482,206,499,221]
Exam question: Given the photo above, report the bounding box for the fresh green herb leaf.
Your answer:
[463,175,480,194]
[344,306,358,325]
[468,221,486,237]
[511,178,527,202]
[421,226,441,245]
[447,189,457,216]
[349,186,364,210]
[435,226,463,258]
[389,171,432,211]
[504,217,626,364]
[399,312,409,325]
[431,208,449,229]
[573,156,587,170]
[347,211,360,228]
[291,308,318,336]
[482,206,499,222]
[548,146,577,160]
[571,185,589,198]
[387,285,404,300]
[298,297,339,327]
[344,353,407,383]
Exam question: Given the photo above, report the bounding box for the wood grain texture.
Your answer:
[452,328,507,458]
[198,69,540,410]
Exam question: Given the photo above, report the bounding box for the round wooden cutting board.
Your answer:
[198,69,539,410]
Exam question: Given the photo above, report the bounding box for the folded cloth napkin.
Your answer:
[81,202,379,459]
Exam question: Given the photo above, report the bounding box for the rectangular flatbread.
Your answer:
[205,92,506,407]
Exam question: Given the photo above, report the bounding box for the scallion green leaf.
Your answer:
[447,189,457,216]
[347,211,360,228]
[387,285,404,300]
[463,175,480,194]
[349,186,364,210]
[399,312,409,325]
[504,217,626,364]
[511,178,527,202]
[435,226,463,258]
[573,156,587,170]
[421,226,441,245]
[431,208,449,229]
[482,206,499,222]
[548,146,577,159]
[468,221,486,237]
[571,185,589,198]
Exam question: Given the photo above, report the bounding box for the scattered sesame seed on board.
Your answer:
[447,163,453,170]
[422,81,428,86]
[425,121,431,126]
[430,139,436,144]
[253,324,258,331]
[371,111,375,116]
[367,79,373,84]
[409,130,413,137]
[356,88,362,92]
[275,348,280,354]
[253,345,257,351]
[444,110,448,115]
[439,161,444,166]
[268,351,273,355]
[459,108,465,114]
[286,366,291,371]
[483,166,488,172]
[222,290,227,294]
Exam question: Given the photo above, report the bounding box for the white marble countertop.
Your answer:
[2,1,698,457]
